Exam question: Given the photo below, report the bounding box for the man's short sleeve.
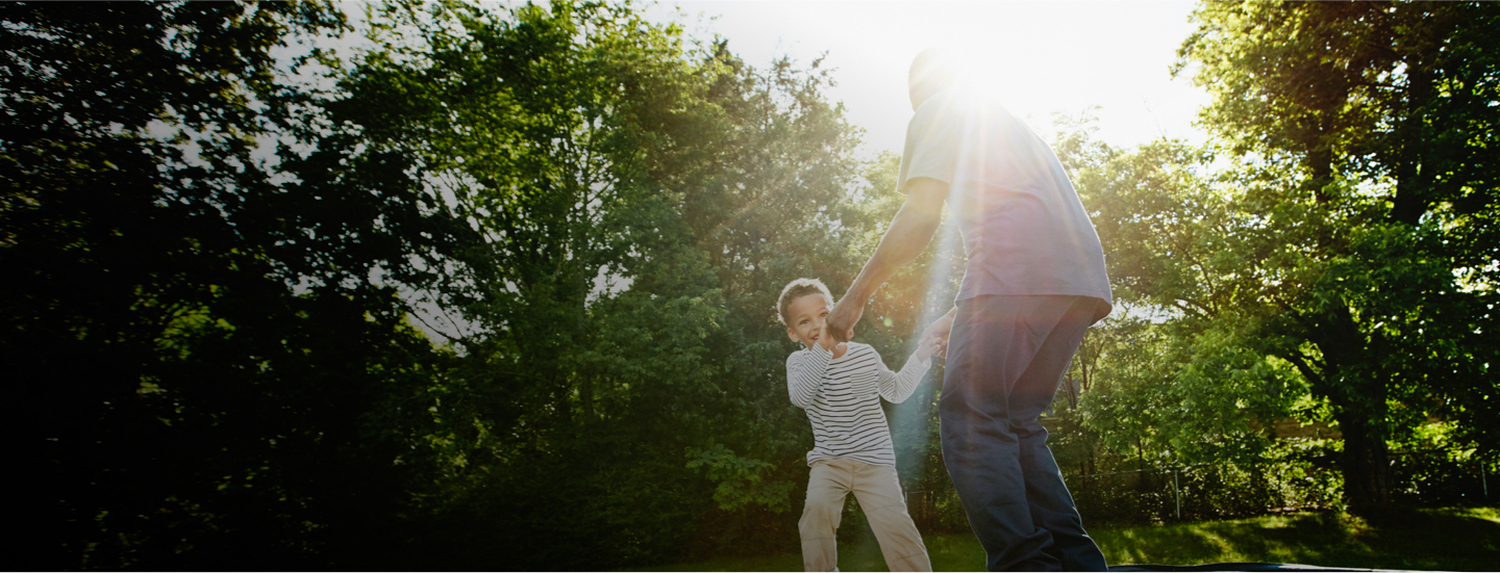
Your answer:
[897,94,965,194]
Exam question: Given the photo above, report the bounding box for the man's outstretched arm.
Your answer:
[828,176,949,342]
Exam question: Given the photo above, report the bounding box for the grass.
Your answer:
[1094,507,1500,571]
[623,507,1500,571]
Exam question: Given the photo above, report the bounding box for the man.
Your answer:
[826,49,1113,572]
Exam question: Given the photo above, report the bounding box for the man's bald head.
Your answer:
[909,48,961,111]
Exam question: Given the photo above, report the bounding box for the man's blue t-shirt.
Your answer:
[898,86,1113,323]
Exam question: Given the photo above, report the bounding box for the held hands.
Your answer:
[914,329,945,361]
[826,297,862,343]
[818,336,848,359]
[915,308,957,360]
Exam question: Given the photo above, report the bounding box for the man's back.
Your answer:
[898,87,1112,321]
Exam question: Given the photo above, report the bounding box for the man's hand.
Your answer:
[827,298,862,343]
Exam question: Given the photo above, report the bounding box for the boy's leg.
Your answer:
[800,459,852,572]
[849,462,932,572]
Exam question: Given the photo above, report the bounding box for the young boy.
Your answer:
[778,277,945,572]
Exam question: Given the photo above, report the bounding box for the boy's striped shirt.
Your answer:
[786,341,931,467]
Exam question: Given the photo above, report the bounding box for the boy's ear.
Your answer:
[787,326,799,342]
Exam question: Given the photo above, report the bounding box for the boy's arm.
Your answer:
[787,345,834,409]
[877,350,931,404]
[877,316,951,403]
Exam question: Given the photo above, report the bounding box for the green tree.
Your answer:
[1064,134,1305,465]
[1076,0,1500,512]
[2,1,471,567]
[331,1,885,567]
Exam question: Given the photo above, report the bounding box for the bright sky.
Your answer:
[643,0,1210,155]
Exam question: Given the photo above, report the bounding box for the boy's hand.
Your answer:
[916,308,957,359]
[817,336,848,359]
[915,329,944,360]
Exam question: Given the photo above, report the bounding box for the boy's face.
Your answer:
[785,292,835,350]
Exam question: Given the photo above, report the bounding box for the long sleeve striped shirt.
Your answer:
[786,341,932,467]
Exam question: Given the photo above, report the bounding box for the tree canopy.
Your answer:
[1062,0,1500,513]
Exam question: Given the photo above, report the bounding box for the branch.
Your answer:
[1281,349,1325,391]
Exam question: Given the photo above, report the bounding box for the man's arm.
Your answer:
[827,177,949,342]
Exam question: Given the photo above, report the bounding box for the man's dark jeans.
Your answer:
[941,295,1108,572]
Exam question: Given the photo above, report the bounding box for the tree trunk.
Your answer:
[1289,303,1396,514]
[1337,412,1395,513]
[580,373,594,419]
[1390,54,1434,227]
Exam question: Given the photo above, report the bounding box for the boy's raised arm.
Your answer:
[878,313,954,403]
[877,350,931,405]
[786,344,834,409]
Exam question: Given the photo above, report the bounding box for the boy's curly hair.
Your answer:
[776,278,834,327]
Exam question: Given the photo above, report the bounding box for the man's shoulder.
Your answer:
[908,87,1013,145]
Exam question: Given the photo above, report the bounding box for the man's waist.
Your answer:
[956,273,1112,303]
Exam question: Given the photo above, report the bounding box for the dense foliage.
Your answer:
[1071,0,1499,513]
[3,1,472,568]
[5,0,1495,570]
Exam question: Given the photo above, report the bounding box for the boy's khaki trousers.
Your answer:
[798,457,932,572]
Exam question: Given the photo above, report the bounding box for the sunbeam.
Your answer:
[897,206,964,493]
